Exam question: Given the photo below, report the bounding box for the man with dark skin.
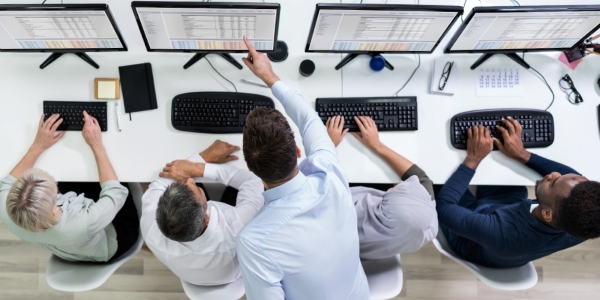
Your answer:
[436,117,600,268]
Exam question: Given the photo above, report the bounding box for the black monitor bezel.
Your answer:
[304,4,464,54]
[131,1,281,53]
[445,5,600,54]
[0,4,127,53]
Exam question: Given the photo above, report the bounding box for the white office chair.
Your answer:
[46,182,145,292]
[362,254,403,300]
[432,229,538,290]
[180,277,245,300]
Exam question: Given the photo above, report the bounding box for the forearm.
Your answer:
[271,81,336,156]
[436,165,474,209]
[525,153,580,176]
[402,164,434,199]
[9,146,44,178]
[373,144,414,179]
[92,146,118,183]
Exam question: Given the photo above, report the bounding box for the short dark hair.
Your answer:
[556,181,600,240]
[243,107,297,184]
[156,182,206,242]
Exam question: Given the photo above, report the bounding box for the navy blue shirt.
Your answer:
[436,153,585,268]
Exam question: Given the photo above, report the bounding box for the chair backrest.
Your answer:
[46,182,145,292]
[432,230,538,290]
[362,254,403,300]
[180,277,245,300]
[46,234,144,292]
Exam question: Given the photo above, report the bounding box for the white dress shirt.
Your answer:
[236,82,370,300]
[140,153,263,285]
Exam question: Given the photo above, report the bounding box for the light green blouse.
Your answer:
[0,175,128,262]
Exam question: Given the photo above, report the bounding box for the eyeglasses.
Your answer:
[559,74,583,104]
[438,61,454,91]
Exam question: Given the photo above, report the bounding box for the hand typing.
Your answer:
[464,125,493,170]
[31,113,66,152]
[82,111,104,151]
[494,117,531,164]
[351,116,383,152]
[326,116,349,147]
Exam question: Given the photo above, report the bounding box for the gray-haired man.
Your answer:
[140,140,263,285]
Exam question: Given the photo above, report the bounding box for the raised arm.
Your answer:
[241,36,337,158]
[10,114,65,178]
[494,117,580,176]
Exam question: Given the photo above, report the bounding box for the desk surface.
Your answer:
[1,0,599,185]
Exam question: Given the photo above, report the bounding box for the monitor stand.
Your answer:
[183,53,243,70]
[40,52,99,70]
[470,53,530,70]
[335,53,394,71]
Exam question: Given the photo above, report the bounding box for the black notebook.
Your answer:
[119,63,158,113]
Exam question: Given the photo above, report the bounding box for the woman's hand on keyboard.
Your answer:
[82,111,103,151]
[31,113,65,152]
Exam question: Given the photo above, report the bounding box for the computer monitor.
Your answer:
[305,4,463,70]
[0,4,126,69]
[131,1,280,70]
[445,5,600,69]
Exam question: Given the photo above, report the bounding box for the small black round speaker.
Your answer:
[300,59,315,77]
[267,41,288,62]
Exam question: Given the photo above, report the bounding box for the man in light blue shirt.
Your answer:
[235,36,370,299]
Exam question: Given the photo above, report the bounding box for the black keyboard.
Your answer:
[43,101,107,131]
[316,96,418,132]
[171,92,275,134]
[451,109,554,150]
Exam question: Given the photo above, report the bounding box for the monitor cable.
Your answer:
[341,54,345,97]
[205,58,238,93]
[521,52,555,111]
[394,54,420,96]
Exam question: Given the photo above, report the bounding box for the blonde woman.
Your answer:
[0,112,139,262]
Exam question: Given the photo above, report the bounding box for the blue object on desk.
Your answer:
[370,55,386,72]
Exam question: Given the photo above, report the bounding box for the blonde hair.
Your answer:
[6,168,59,232]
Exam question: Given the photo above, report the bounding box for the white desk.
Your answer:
[0,0,599,185]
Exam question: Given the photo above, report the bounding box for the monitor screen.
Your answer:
[132,2,280,52]
[306,5,463,53]
[0,6,125,51]
[447,6,600,52]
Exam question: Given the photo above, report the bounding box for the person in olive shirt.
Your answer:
[0,112,138,262]
[327,115,438,258]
